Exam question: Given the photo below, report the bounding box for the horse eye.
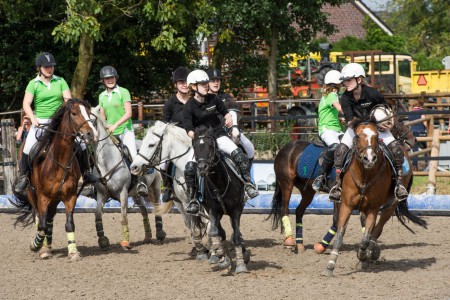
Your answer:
[147,143,155,147]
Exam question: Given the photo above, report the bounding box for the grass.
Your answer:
[410,175,450,195]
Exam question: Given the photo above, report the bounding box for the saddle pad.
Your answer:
[297,144,336,180]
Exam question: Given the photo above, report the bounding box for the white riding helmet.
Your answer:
[340,63,366,80]
[370,105,394,132]
[187,70,209,86]
[324,70,342,85]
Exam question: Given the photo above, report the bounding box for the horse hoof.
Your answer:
[98,236,110,250]
[39,247,52,259]
[359,261,370,270]
[218,256,232,270]
[209,254,220,264]
[156,229,166,242]
[143,236,152,244]
[235,263,249,274]
[68,251,82,261]
[30,242,42,252]
[196,251,209,261]
[119,241,132,250]
[283,236,295,248]
[314,242,327,254]
[368,241,381,262]
[321,269,334,277]
[243,249,251,264]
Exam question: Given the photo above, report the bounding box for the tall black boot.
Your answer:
[388,140,409,201]
[312,143,338,192]
[184,161,199,214]
[161,169,173,202]
[14,153,30,194]
[329,143,350,202]
[231,148,259,199]
[80,148,98,184]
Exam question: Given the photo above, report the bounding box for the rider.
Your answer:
[182,69,259,214]
[98,65,148,196]
[328,63,409,203]
[160,67,190,202]
[14,52,96,194]
[312,70,344,192]
[206,68,255,161]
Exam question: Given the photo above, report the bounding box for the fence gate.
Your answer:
[1,118,18,195]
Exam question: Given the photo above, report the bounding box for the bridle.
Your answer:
[352,123,381,169]
[193,134,220,171]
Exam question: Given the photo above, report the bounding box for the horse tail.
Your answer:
[154,200,174,215]
[395,201,428,233]
[265,178,282,231]
[8,192,34,228]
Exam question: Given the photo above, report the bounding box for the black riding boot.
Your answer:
[137,176,148,196]
[184,161,200,215]
[80,149,98,184]
[388,140,409,201]
[312,143,338,192]
[231,148,259,199]
[329,143,350,202]
[161,170,173,202]
[14,153,30,194]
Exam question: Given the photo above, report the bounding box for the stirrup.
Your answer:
[137,182,148,196]
[312,175,325,192]
[245,183,259,199]
[329,186,342,203]
[394,185,408,202]
[14,176,29,194]
[185,200,200,215]
[162,188,172,203]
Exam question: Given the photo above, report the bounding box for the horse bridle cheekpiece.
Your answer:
[353,122,380,168]
[138,131,164,167]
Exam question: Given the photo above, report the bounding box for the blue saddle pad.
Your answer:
[297,144,336,180]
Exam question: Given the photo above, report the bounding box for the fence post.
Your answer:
[1,118,18,195]
[426,129,440,195]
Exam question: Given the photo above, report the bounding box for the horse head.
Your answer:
[227,109,241,145]
[64,98,97,144]
[193,126,217,177]
[351,118,380,169]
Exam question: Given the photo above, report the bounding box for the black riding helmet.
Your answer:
[206,68,221,80]
[100,66,119,79]
[35,52,57,67]
[172,67,189,82]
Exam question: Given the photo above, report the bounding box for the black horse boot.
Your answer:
[184,161,200,214]
[14,153,30,194]
[137,176,148,196]
[388,140,409,201]
[231,148,259,199]
[312,143,338,192]
[80,148,98,184]
[329,143,350,203]
[161,169,173,202]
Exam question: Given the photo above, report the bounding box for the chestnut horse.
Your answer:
[10,99,97,260]
[323,119,427,277]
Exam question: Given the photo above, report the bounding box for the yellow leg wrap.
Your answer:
[282,216,293,237]
[67,232,78,253]
[122,224,130,242]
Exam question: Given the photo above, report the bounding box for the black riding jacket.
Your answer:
[341,85,386,123]
[162,94,186,127]
[183,93,228,138]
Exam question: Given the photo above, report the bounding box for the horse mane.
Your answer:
[194,125,214,138]
[349,116,377,130]
[90,105,109,130]
[153,121,192,146]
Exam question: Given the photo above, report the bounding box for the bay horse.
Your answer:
[191,125,250,273]
[90,106,165,250]
[323,119,427,277]
[130,121,209,259]
[10,98,97,260]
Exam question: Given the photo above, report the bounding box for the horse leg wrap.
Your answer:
[142,216,151,236]
[193,238,204,251]
[95,218,105,238]
[282,216,293,238]
[155,215,163,230]
[295,222,303,244]
[321,226,337,248]
[210,236,224,256]
[67,232,78,254]
[235,245,244,264]
[121,224,130,242]
[44,220,54,247]
[327,250,339,271]
[32,233,45,250]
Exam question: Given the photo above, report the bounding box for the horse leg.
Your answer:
[293,183,315,253]
[315,203,340,254]
[64,196,81,261]
[95,193,110,250]
[357,211,377,269]
[322,204,352,277]
[209,212,230,270]
[134,196,152,244]
[209,221,226,264]
[30,203,48,253]
[119,191,131,249]
[145,172,166,242]
[231,209,249,274]
[39,205,57,259]
[279,179,295,250]
[372,203,398,240]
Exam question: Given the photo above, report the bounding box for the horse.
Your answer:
[130,121,209,259]
[10,98,97,260]
[90,106,165,250]
[191,125,250,273]
[267,115,419,254]
[322,119,427,277]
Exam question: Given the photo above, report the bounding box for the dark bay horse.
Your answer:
[323,119,427,277]
[192,126,250,273]
[10,99,97,260]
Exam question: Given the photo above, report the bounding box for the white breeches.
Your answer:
[187,135,238,163]
[341,127,396,148]
[320,128,343,147]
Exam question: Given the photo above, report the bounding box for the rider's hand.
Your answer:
[225,117,233,128]
[108,124,118,133]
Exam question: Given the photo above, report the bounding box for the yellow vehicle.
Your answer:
[411,61,450,93]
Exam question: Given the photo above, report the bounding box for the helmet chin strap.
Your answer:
[39,68,53,79]
[194,83,208,97]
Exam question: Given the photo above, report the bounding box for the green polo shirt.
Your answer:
[99,86,133,135]
[318,91,342,135]
[25,75,70,118]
